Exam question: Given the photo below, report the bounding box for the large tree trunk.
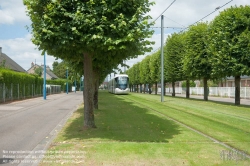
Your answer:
[93,70,99,110]
[83,53,96,128]
[235,76,241,105]
[149,84,152,94]
[155,82,157,95]
[186,80,190,98]
[144,84,146,93]
[172,81,175,97]
[203,78,208,101]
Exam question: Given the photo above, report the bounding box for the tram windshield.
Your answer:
[115,76,129,90]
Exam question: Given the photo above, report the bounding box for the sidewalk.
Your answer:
[165,93,250,106]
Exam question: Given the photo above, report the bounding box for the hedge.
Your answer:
[0,69,72,102]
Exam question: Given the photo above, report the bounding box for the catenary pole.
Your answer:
[161,15,164,102]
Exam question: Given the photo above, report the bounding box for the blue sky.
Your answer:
[0,0,249,71]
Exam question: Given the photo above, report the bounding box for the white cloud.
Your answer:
[125,32,171,69]
[0,0,29,25]
[149,0,249,28]
[1,0,249,74]
[0,35,58,70]
[125,0,249,70]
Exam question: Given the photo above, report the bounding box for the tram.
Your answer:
[108,74,129,94]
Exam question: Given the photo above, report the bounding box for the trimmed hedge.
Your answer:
[0,69,72,102]
[0,69,43,98]
[0,69,42,85]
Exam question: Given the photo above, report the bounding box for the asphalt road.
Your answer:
[0,92,83,166]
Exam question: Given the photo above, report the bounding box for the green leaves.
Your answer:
[164,32,186,82]
[183,22,212,80]
[208,5,250,77]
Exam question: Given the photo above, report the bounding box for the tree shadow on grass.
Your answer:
[61,92,181,143]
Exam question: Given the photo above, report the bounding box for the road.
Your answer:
[0,92,83,165]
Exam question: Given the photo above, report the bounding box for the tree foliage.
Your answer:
[183,22,211,100]
[127,5,250,105]
[24,0,154,61]
[164,32,185,82]
[149,51,160,83]
[52,61,74,79]
[24,0,155,128]
[183,22,211,80]
[208,5,250,105]
[208,5,250,77]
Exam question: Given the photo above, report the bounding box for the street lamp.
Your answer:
[66,67,68,94]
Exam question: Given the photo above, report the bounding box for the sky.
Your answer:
[0,0,249,72]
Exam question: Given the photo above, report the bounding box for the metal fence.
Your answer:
[0,83,62,103]
[160,87,250,99]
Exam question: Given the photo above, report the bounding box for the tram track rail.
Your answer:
[147,94,250,122]
[121,95,250,159]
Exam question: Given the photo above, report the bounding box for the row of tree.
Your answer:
[126,5,250,105]
[24,0,155,128]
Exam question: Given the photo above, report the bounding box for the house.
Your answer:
[218,76,250,87]
[27,63,59,80]
[0,47,26,72]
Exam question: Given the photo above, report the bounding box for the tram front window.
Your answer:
[115,77,129,90]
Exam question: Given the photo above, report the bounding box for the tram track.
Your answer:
[120,95,250,159]
[147,94,250,122]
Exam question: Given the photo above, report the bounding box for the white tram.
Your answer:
[108,74,129,94]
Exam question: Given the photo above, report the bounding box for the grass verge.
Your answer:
[39,91,250,166]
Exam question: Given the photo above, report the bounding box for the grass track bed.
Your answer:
[122,93,250,154]
[40,91,250,166]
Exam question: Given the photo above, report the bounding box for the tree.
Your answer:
[34,66,43,77]
[133,63,141,93]
[52,61,74,79]
[149,51,160,95]
[126,67,134,92]
[183,22,211,101]
[141,55,152,93]
[24,0,154,128]
[139,61,144,93]
[164,32,185,97]
[52,61,59,70]
[208,5,250,105]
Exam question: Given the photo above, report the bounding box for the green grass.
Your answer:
[40,91,250,166]
[125,93,250,153]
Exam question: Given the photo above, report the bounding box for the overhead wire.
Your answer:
[181,0,233,31]
[151,0,177,23]
[149,0,234,54]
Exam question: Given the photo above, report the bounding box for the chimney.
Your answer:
[0,47,2,54]
[31,62,34,67]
